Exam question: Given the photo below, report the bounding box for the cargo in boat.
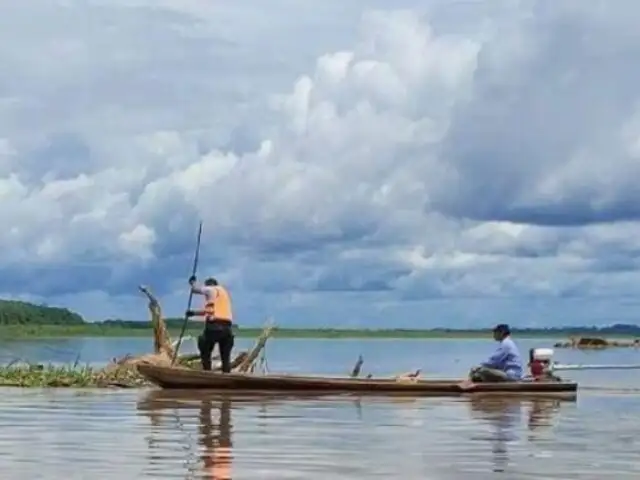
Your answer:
[136,365,578,398]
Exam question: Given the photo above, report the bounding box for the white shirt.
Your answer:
[191,284,219,309]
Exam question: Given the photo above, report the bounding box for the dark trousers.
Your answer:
[470,366,513,383]
[198,321,234,373]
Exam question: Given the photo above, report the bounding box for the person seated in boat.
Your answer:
[186,275,235,373]
[469,324,523,382]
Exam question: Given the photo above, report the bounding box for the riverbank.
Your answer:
[1,324,637,340]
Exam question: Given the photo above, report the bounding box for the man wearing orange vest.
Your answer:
[186,275,235,373]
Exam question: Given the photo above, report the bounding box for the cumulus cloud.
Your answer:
[2,0,640,326]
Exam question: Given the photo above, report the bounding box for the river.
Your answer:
[1,337,639,479]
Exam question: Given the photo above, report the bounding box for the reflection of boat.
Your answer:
[136,365,578,398]
[467,397,572,473]
[136,389,341,411]
[527,398,563,430]
[468,396,569,428]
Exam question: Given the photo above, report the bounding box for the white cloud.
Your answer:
[118,224,157,260]
[1,0,640,326]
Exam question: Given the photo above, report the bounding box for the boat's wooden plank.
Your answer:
[136,364,578,397]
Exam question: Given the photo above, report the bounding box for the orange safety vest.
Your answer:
[207,446,232,479]
[203,286,233,322]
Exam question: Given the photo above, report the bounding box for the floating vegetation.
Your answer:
[0,362,149,388]
[554,336,640,349]
[0,285,273,388]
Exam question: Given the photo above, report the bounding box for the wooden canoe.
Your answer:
[136,365,578,398]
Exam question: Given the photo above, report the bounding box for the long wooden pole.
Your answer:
[171,221,203,365]
[553,363,640,371]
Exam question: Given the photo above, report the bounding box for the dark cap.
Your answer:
[204,277,218,286]
[493,324,511,335]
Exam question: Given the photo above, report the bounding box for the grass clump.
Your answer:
[0,360,151,388]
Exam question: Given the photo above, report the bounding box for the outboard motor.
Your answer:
[529,347,554,380]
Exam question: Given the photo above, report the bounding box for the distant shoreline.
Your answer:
[1,324,638,340]
[2,299,639,341]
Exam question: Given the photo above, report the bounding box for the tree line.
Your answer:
[1,298,639,335]
[0,300,184,328]
[101,318,186,329]
[0,300,85,325]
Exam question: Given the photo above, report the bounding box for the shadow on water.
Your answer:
[136,390,573,479]
[465,396,567,474]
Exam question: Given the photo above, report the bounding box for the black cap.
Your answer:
[204,277,218,286]
[493,324,511,335]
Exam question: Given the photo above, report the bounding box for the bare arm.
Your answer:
[187,278,207,318]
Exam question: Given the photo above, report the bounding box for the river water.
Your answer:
[1,337,640,479]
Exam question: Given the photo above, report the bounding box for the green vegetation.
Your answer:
[0,362,148,388]
[2,322,640,340]
[1,323,207,339]
[0,300,84,326]
[0,297,639,340]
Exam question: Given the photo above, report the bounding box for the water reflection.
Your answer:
[137,391,413,479]
[199,397,232,480]
[137,390,576,478]
[467,397,569,473]
[138,391,357,480]
[527,398,562,431]
[138,392,235,479]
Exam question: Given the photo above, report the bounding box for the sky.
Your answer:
[2,0,640,328]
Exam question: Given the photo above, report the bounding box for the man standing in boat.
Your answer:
[469,324,524,382]
[186,275,235,373]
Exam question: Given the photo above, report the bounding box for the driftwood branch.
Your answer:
[236,319,275,373]
[394,369,422,383]
[350,355,364,378]
[347,357,422,382]
[138,285,174,358]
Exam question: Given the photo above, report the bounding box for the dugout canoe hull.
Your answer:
[136,365,578,398]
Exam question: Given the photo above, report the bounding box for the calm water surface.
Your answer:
[1,337,640,479]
